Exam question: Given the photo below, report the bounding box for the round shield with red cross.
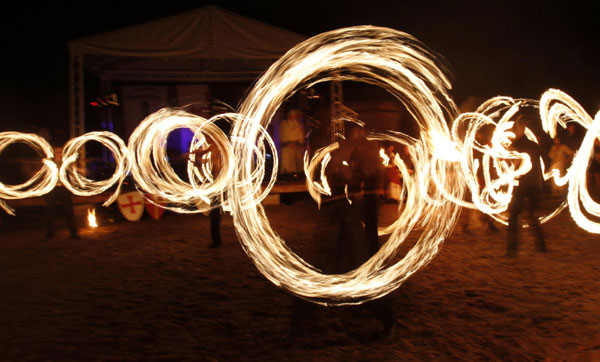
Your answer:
[145,194,166,220]
[117,191,145,221]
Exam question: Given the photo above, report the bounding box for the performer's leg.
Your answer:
[45,190,58,239]
[528,192,546,251]
[209,207,221,247]
[59,187,78,239]
[287,296,315,339]
[506,190,525,256]
[363,193,379,256]
[367,296,396,338]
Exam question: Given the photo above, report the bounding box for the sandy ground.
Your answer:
[0,197,599,361]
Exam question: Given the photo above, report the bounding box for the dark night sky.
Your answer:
[0,0,598,131]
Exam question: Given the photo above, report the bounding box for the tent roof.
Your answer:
[68,6,307,82]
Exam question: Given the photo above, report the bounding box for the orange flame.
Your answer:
[87,208,98,228]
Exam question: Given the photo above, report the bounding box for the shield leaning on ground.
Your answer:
[144,194,166,220]
[117,191,145,221]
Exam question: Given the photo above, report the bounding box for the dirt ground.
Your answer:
[0,197,599,361]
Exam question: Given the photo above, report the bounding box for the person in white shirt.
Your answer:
[279,109,305,175]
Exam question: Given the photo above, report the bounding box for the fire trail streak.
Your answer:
[540,89,600,233]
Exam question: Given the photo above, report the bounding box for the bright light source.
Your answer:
[87,208,98,228]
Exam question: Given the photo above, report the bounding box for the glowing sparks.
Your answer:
[87,208,98,228]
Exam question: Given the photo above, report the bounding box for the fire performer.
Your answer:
[45,146,79,240]
[347,125,386,256]
[346,125,396,337]
[506,117,546,257]
[192,139,223,248]
[286,123,396,341]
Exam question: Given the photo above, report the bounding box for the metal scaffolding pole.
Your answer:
[330,80,344,142]
[100,77,113,164]
[69,52,85,172]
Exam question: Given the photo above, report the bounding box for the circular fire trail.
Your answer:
[60,131,130,207]
[233,26,462,305]
[0,132,58,215]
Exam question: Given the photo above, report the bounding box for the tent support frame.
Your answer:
[69,52,86,171]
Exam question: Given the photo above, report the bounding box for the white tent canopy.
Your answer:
[68,6,307,143]
[70,6,306,60]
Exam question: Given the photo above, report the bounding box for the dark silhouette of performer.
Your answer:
[346,126,396,337]
[587,141,600,200]
[208,197,221,248]
[347,126,385,257]
[287,124,395,341]
[323,126,374,273]
[45,146,79,240]
[506,118,546,257]
[192,140,223,248]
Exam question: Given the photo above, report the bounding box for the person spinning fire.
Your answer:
[45,146,79,240]
[505,116,547,257]
[191,138,223,248]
